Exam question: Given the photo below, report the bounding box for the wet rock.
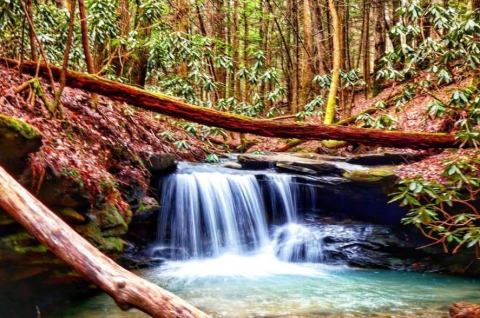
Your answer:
[238,153,279,169]
[276,160,345,175]
[238,153,357,176]
[93,202,130,237]
[118,253,164,269]
[142,153,177,173]
[135,196,160,217]
[221,161,243,169]
[126,197,160,246]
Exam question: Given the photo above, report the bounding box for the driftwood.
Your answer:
[0,165,208,318]
[1,58,459,149]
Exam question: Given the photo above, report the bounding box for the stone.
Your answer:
[94,202,129,237]
[221,161,242,169]
[135,196,160,217]
[142,153,177,173]
[342,166,398,183]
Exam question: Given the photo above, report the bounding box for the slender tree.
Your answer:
[373,0,386,95]
[324,0,341,125]
[78,0,95,75]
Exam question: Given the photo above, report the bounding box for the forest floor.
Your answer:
[0,65,223,202]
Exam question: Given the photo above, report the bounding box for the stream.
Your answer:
[55,163,480,317]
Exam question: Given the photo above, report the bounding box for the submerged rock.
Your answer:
[449,302,480,318]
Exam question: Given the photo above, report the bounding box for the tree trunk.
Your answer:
[324,0,341,125]
[373,0,386,95]
[2,58,458,149]
[362,0,371,98]
[78,0,95,74]
[299,0,314,108]
[26,0,37,61]
[0,165,207,318]
[176,0,190,78]
[471,0,480,11]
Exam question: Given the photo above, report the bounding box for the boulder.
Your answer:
[0,115,42,173]
[142,153,177,173]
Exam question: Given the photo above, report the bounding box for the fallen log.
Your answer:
[0,165,208,318]
[1,58,458,149]
[273,106,384,152]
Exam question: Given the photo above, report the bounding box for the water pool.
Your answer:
[58,251,480,318]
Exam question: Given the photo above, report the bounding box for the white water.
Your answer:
[156,166,313,260]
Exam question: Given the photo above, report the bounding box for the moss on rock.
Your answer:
[0,232,48,255]
[343,166,397,183]
[75,223,125,253]
[0,115,42,172]
[0,114,42,140]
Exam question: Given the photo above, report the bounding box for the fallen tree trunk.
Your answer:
[1,58,458,149]
[273,106,385,152]
[0,165,208,318]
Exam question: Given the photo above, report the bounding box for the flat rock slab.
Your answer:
[238,153,366,176]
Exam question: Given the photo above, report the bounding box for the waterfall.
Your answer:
[272,223,324,262]
[262,174,298,223]
[155,164,323,261]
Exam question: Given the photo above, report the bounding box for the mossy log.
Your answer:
[2,58,458,149]
[0,165,207,318]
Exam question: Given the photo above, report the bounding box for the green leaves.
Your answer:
[391,154,480,254]
[205,154,220,163]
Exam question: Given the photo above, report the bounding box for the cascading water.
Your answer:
[155,164,321,261]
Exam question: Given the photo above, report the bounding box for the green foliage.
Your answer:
[205,154,220,163]
[355,113,397,130]
[174,140,190,151]
[379,2,480,86]
[87,0,119,45]
[390,155,480,254]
